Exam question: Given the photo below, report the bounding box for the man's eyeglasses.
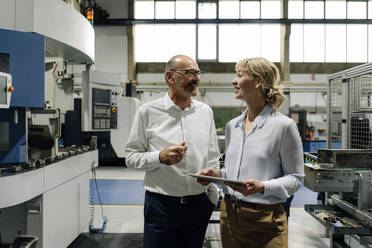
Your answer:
[170,69,201,77]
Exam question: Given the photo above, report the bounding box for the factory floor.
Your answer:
[69,166,330,248]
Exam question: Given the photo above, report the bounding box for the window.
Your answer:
[198,2,217,18]
[135,0,154,19]
[239,24,261,58]
[261,0,280,19]
[240,1,260,18]
[289,0,304,18]
[347,1,367,19]
[198,24,217,60]
[219,24,280,62]
[305,1,324,19]
[261,24,280,61]
[135,25,155,62]
[176,1,196,19]
[326,0,346,19]
[135,24,196,62]
[304,24,325,62]
[347,24,367,62]
[133,0,372,63]
[219,24,240,62]
[290,24,304,62]
[155,1,174,19]
[325,24,346,62]
[219,0,239,18]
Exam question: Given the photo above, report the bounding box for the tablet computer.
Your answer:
[189,173,245,186]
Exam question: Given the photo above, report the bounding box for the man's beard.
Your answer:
[183,79,199,96]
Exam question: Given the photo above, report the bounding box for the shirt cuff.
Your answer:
[148,151,163,168]
[262,180,275,197]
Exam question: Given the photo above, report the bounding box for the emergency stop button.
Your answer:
[7,86,14,92]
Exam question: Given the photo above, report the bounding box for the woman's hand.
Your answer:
[225,179,264,196]
[195,168,222,185]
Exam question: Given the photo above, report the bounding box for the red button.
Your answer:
[112,107,117,113]
[7,86,14,92]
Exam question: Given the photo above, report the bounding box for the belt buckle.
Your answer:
[180,197,187,204]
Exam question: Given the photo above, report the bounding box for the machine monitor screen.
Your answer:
[93,88,111,105]
[0,75,6,105]
[0,122,9,151]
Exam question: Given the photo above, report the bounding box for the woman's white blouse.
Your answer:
[221,104,305,204]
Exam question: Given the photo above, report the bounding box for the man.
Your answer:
[125,55,220,248]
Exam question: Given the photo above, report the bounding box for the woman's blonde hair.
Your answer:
[236,57,285,109]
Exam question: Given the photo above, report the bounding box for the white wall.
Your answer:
[70,25,128,86]
[94,26,128,82]
[0,0,15,29]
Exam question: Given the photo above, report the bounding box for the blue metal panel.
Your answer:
[303,140,342,152]
[303,140,327,153]
[0,29,44,108]
[0,108,26,165]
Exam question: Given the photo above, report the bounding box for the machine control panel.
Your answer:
[110,91,118,129]
[82,71,122,132]
[111,106,118,129]
[92,88,118,130]
[0,72,12,109]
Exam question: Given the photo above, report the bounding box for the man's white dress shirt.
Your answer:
[222,104,304,204]
[125,93,220,197]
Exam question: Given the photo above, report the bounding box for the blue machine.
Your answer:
[302,140,342,153]
[0,29,45,165]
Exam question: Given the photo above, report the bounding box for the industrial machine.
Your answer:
[0,1,98,247]
[304,63,372,248]
[62,70,140,165]
[28,58,78,167]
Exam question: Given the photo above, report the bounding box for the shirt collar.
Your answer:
[235,109,248,128]
[255,104,273,128]
[163,92,195,111]
[235,104,273,128]
[163,92,175,110]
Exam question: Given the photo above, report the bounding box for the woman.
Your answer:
[197,57,304,248]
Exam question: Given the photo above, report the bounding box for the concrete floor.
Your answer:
[90,166,330,248]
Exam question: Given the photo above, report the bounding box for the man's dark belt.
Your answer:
[225,194,278,210]
[146,190,205,204]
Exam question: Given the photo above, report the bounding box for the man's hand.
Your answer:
[195,168,222,185]
[225,179,264,196]
[159,142,187,165]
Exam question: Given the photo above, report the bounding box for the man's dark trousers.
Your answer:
[143,190,214,248]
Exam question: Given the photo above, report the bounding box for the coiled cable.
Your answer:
[89,161,107,233]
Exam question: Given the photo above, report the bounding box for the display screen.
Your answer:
[0,53,9,73]
[0,121,9,151]
[93,88,111,105]
[92,88,113,129]
[0,76,6,105]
